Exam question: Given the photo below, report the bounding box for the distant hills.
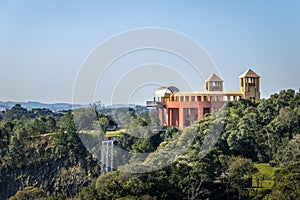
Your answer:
[0,101,87,111]
[0,101,146,112]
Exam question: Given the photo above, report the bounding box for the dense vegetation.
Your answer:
[1,89,300,199]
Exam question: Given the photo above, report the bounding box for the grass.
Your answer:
[105,129,126,137]
[254,163,278,179]
[250,163,280,199]
[79,129,126,137]
[79,130,99,135]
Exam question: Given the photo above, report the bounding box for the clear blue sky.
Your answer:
[0,0,299,104]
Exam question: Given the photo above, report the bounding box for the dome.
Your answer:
[154,86,180,97]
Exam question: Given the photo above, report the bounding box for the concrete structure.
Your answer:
[101,140,114,173]
[147,69,260,129]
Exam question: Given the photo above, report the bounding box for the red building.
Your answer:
[147,69,260,129]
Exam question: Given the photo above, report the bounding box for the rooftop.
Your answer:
[239,69,260,78]
[205,73,223,82]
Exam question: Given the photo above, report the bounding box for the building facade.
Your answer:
[146,69,260,129]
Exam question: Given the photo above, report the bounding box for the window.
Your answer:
[203,108,210,115]
[185,96,189,101]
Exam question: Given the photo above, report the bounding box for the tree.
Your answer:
[95,171,125,199]
[75,186,99,200]
[226,109,258,160]
[4,104,28,121]
[8,134,23,168]
[226,156,257,199]
[58,166,87,198]
[54,128,67,158]
[162,126,180,141]
[271,154,300,200]
[131,138,153,153]
[54,111,84,155]
[73,108,98,130]
[257,99,276,125]
[93,113,117,134]
[149,108,160,125]
[26,116,57,135]
[28,108,54,118]
[280,134,300,164]
[9,186,47,200]
[95,116,109,133]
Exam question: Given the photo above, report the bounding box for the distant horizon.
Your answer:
[1,86,299,106]
[0,100,147,107]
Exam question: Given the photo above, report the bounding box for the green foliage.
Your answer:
[4,104,28,121]
[223,100,259,160]
[93,113,117,134]
[224,156,257,199]
[57,166,88,197]
[149,108,160,125]
[8,134,23,168]
[95,116,109,132]
[1,104,62,123]
[94,170,178,199]
[54,111,86,156]
[227,156,257,179]
[26,115,57,135]
[279,134,300,164]
[73,108,98,130]
[162,126,180,141]
[221,90,300,163]
[270,154,300,200]
[0,108,101,199]
[75,186,99,200]
[9,186,47,200]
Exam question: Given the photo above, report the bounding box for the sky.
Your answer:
[0,0,299,105]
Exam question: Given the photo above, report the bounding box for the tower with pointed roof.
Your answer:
[239,69,260,101]
[205,73,224,91]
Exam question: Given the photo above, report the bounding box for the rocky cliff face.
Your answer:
[0,134,101,199]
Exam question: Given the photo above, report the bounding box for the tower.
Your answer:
[239,69,260,102]
[101,140,114,173]
[205,73,224,91]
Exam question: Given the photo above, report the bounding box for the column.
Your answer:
[198,103,203,120]
[169,108,173,126]
[159,107,164,126]
[179,107,184,129]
